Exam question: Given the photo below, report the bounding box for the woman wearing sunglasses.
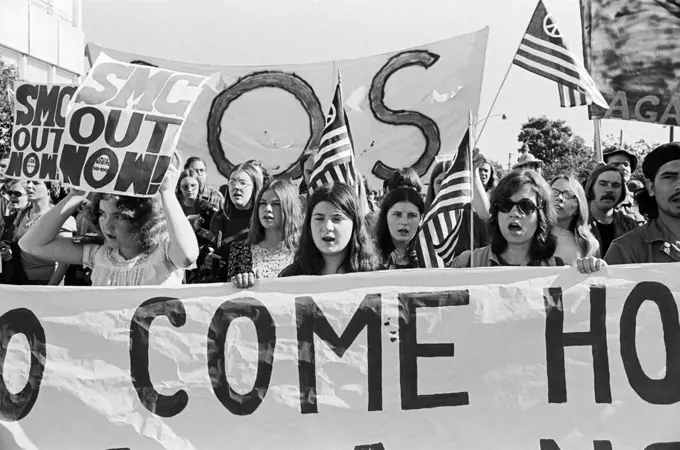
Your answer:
[452,171,606,273]
[550,175,600,265]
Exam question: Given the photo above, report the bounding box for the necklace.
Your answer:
[24,210,46,229]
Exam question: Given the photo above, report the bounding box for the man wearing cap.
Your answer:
[606,143,680,264]
[585,164,638,257]
[603,145,645,224]
[512,152,544,176]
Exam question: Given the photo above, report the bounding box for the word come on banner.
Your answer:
[0,265,679,449]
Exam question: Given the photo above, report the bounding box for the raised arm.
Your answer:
[18,191,86,266]
[160,163,199,269]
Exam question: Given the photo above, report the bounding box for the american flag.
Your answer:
[558,83,589,108]
[415,129,472,268]
[309,79,358,192]
[513,0,608,109]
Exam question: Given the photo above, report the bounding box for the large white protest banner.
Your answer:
[58,54,209,197]
[5,84,77,182]
[86,28,489,189]
[1,265,678,449]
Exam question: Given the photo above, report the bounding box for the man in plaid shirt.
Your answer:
[183,156,224,211]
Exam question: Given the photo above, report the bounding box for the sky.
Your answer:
[82,0,669,169]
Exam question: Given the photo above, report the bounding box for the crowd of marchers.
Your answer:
[0,140,678,288]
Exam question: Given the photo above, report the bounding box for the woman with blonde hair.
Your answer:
[550,175,600,264]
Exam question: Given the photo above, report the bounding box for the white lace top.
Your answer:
[82,237,185,287]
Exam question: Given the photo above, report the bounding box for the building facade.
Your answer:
[0,0,84,84]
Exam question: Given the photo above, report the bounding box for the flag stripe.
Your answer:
[513,56,582,89]
[516,45,580,79]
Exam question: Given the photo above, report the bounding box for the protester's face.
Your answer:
[650,160,680,219]
[606,154,632,182]
[497,185,539,246]
[0,156,9,182]
[7,183,27,209]
[188,161,207,184]
[551,179,579,222]
[591,171,622,211]
[258,189,282,230]
[433,172,447,196]
[387,201,421,245]
[26,181,49,202]
[311,201,353,257]
[303,157,315,187]
[180,177,200,200]
[97,198,137,249]
[479,163,491,186]
[228,170,254,210]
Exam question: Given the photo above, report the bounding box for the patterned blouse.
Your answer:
[227,241,295,281]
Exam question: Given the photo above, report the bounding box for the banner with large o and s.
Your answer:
[86,28,489,189]
[0,264,679,449]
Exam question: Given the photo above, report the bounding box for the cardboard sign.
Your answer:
[86,28,489,189]
[5,83,76,182]
[59,54,209,197]
[0,265,679,449]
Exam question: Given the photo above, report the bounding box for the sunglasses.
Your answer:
[495,198,539,215]
[551,189,577,200]
[8,191,25,198]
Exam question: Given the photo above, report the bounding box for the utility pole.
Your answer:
[619,130,623,146]
[508,153,512,171]
[671,127,675,142]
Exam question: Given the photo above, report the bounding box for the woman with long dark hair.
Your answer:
[280,183,379,276]
[374,187,424,269]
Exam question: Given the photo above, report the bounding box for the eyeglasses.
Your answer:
[8,191,24,198]
[228,179,252,189]
[552,189,577,200]
[495,198,539,215]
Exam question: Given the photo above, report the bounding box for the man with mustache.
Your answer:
[585,165,638,256]
[603,145,646,225]
[606,143,680,264]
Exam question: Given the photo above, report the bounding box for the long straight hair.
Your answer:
[287,183,379,275]
[247,179,302,252]
[374,187,424,266]
[550,175,598,256]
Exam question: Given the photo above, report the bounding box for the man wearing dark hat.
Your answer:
[585,164,639,257]
[603,145,645,225]
[606,143,680,264]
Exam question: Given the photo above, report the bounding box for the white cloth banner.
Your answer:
[1,265,679,449]
[86,29,489,189]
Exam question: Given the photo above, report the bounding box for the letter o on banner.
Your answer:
[206,71,325,180]
[0,308,47,422]
[207,298,276,416]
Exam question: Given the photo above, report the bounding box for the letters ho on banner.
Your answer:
[59,54,209,197]
[6,83,76,182]
[1,265,680,449]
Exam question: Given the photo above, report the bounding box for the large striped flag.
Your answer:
[415,129,472,268]
[513,0,608,109]
[309,77,358,192]
[557,83,589,108]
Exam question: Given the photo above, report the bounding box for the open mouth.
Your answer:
[105,233,117,240]
[508,222,523,233]
[397,228,410,235]
[321,236,335,244]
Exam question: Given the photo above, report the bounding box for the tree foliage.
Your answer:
[0,61,18,157]
[517,116,598,183]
